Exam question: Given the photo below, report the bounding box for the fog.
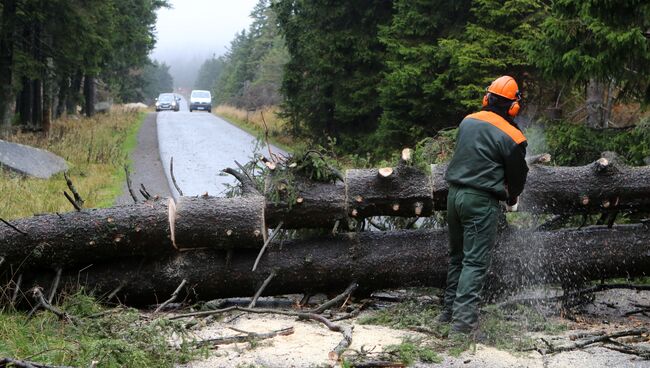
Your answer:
[151,0,259,88]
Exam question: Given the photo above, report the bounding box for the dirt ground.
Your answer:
[174,289,650,368]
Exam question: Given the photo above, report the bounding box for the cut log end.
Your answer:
[392,203,400,212]
[602,200,610,209]
[595,157,609,172]
[296,197,304,204]
[378,167,394,178]
[355,195,363,203]
[351,209,358,217]
[168,198,177,249]
[414,202,423,216]
[401,148,413,163]
[581,196,590,206]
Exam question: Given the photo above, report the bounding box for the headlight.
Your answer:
[172,102,176,106]
[155,102,160,106]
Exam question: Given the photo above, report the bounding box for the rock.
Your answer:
[0,139,68,179]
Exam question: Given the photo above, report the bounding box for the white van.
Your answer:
[189,90,212,112]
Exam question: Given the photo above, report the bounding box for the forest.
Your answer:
[202,0,650,161]
[0,0,172,131]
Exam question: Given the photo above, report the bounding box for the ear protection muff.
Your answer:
[508,101,520,117]
[507,91,522,117]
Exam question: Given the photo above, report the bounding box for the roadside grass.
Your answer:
[213,105,297,152]
[0,110,144,220]
[0,290,203,367]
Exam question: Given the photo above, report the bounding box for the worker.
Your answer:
[436,75,529,337]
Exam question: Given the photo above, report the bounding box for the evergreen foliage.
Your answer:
[205,0,288,109]
[0,0,168,128]
[143,60,174,100]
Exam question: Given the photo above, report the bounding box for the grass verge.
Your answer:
[0,290,203,367]
[0,110,145,219]
[213,105,297,153]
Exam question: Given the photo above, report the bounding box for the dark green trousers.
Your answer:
[443,184,499,332]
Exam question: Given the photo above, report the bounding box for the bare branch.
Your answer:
[248,270,276,308]
[170,157,184,196]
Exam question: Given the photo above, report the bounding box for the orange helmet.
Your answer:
[482,76,522,117]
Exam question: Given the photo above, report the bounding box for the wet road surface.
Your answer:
[157,96,283,199]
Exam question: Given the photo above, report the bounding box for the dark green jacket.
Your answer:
[445,110,528,204]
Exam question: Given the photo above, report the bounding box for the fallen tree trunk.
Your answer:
[3,153,650,268]
[12,225,649,306]
[0,200,173,269]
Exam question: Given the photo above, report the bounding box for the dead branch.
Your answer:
[602,342,650,359]
[0,357,74,368]
[11,273,22,306]
[139,184,152,200]
[63,172,84,208]
[252,221,283,271]
[0,218,27,236]
[124,165,139,203]
[500,283,650,309]
[248,271,276,308]
[169,306,353,358]
[29,287,81,325]
[63,191,81,211]
[155,278,187,313]
[545,328,648,354]
[197,326,294,347]
[310,282,358,314]
[169,157,184,197]
[47,268,62,304]
[351,361,406,368]
[223,165,259,196]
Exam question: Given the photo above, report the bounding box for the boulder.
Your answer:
[0,139,68,179]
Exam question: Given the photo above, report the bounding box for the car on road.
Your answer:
[155,93,179,112]
[189,90,212,112]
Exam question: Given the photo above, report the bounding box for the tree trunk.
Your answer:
[0,200,173,269]
[67,72,82,115]
[11,225,649,306]
[0,0,16,130]
[83,74,95,117]
[170,196,266,249]
[586,79,606,129]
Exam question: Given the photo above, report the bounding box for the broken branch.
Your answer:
[155,278,187,313]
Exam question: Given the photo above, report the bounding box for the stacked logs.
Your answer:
[1,151,649,305]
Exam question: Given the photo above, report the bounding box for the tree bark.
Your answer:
[0,200,172,269]
[0,0,16,130]
[170,196,265,249]
[12,225,649,306]
[83,74,95,117]
[586,79,606,129]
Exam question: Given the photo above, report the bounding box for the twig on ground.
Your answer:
[0,218,27,235]
[545,328,648,354]
[0,357,74,368]
[310,282,358,314]
[252,221,283,271]
[331,305,364,322]
[602,342,650,359]
[500,284,650,308]
[169,306,353,359]
[47,268,62,304]
[196,326,294,347]
[155,279,187,313]
[124,165,139,203]
[28,287,81,325]
[170,157,184,196]
[249,271,276,308]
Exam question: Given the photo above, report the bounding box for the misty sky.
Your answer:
[151,0,259,88]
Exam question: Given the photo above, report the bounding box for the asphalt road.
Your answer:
[156,96,283,199]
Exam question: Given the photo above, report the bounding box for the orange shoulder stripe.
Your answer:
[466,111,526,144]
